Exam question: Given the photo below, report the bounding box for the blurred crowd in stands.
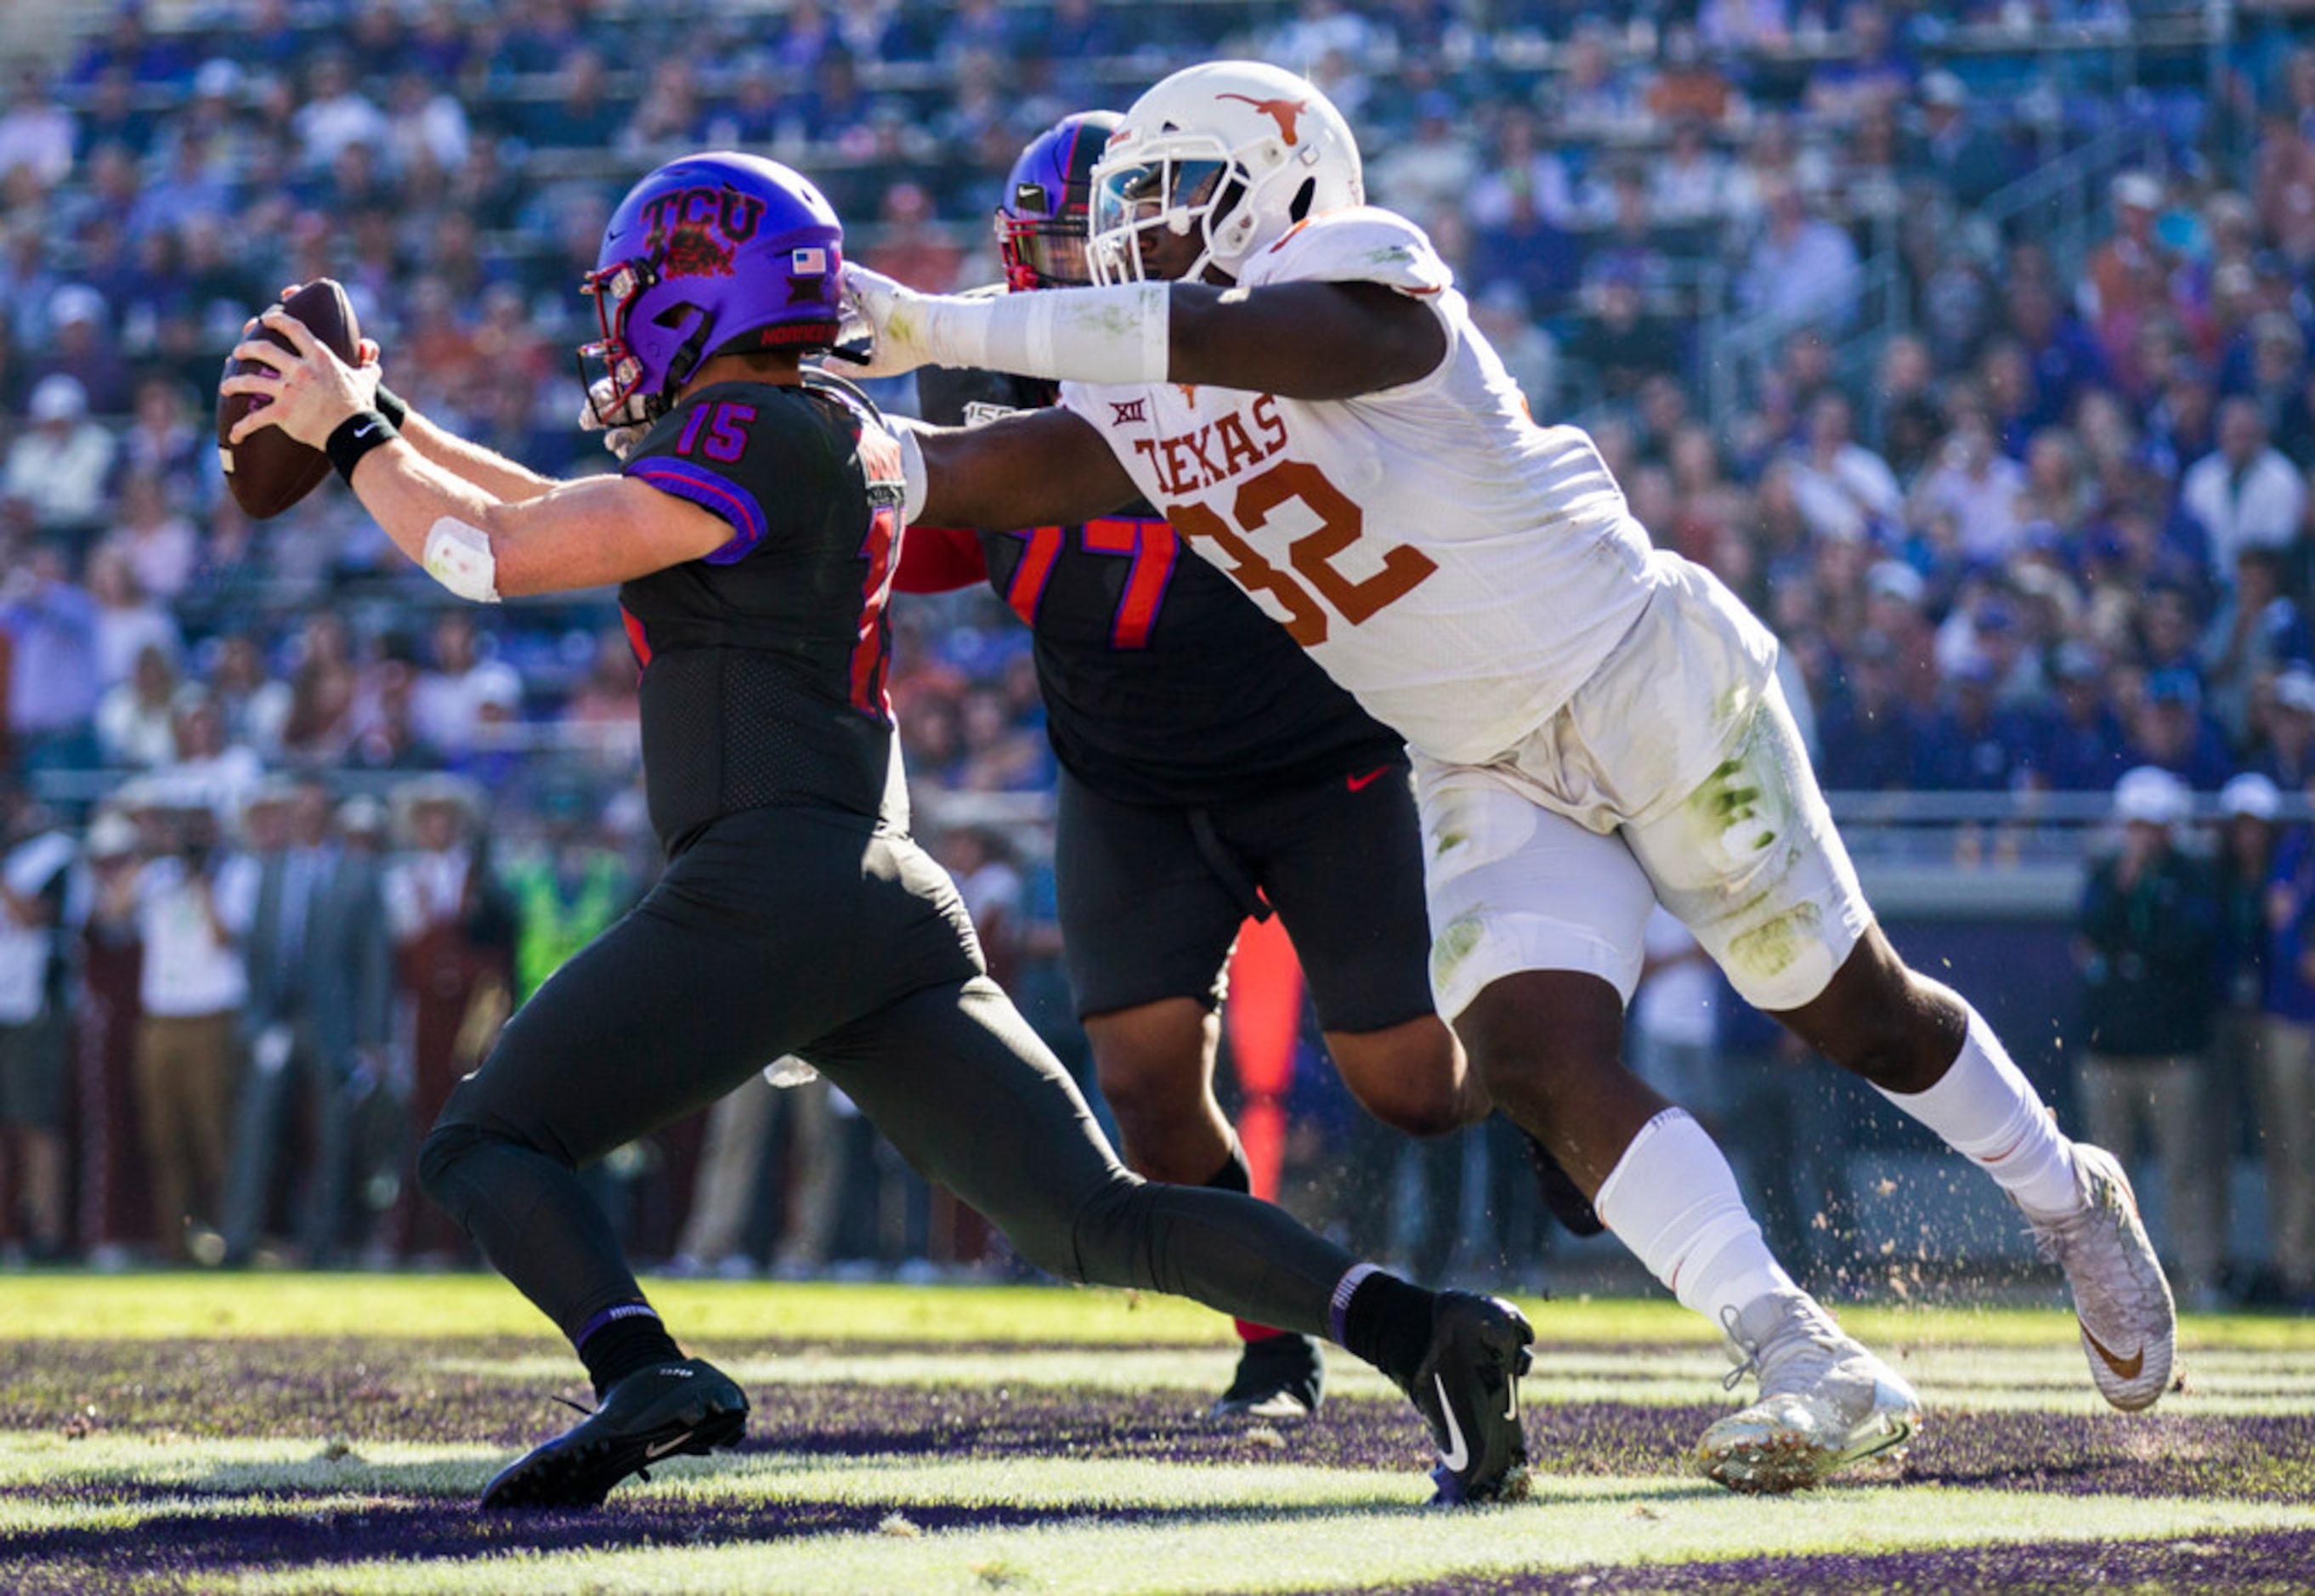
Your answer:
[2,0,2315,1298]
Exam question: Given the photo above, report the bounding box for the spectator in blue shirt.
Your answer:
[1817,630,1922,791]
[522,48,625,150]
[1803,1,1915,127]
[1913,655,2039,791]
[1904,71,2018,211]
[2255,665,2315,788]
[2204,546,2315,746]
[2123,666,2237,792]
[1470,176,1582,318]
[2005,274,2110,433]
[2038,642,2132,792]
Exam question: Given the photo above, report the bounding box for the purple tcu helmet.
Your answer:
[581,151,844,422]
[998,111,1121,291]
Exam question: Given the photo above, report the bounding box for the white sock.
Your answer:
[1593,1107,1796,1327]
[1875,1003,2080,1221]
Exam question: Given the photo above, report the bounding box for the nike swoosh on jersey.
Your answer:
[2082,1327,2144,1383]
[1433,1373,1469,1473]
[1346,766,1391,792]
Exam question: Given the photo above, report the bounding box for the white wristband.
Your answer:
[422,516,501,603]
[893,423,929,524]
[925,284,1171,386]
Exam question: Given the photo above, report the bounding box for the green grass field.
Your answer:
[0,1276,2309,1593]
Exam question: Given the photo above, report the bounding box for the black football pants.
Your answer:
[417,804,1358,1347]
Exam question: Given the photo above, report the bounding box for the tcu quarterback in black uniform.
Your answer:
[222,151,1536,1509]
[903,114,1484,1421]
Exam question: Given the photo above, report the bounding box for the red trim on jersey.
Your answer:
[848,505,902,718]
[620,604,653,668]
[891,523,989,594]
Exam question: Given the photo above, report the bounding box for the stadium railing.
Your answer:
[1702,112,2169,430]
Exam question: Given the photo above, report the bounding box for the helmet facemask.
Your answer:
[579,257,664,425]
[996,111,1124,293]
[1089,142,1243,286]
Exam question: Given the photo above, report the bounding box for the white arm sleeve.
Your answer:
[889,420,929,524]
[922,283,1172,386]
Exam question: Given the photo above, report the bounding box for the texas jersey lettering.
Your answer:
[1060,207,1661,768]
[913,363,1403,808]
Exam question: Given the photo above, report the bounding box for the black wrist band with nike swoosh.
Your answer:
[325,408,399,485]
[373,383,409,428]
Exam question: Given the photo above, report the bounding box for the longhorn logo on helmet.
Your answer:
[1216,93,1310,145]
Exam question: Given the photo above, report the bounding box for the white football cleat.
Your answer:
[2019,1142,2176,1412]
[1696,1289,1921,1494]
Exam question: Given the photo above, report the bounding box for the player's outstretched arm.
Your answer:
[911,405,1141,531]
[1167,281,1446,399]
[223,309,728,598]
[247,308,560,505]
[845,267,1444,401]
[390,405,563,505]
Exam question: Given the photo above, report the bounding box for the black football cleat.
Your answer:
[479,1356,749,1510]
[1404,1291,1534,1505]
[1525,1129,1605,1237]
[1208,1333,1327,1421]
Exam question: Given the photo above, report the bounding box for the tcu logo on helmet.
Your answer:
[641,187,770,277]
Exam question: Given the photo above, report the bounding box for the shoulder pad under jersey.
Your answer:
[1238,206,1453,297]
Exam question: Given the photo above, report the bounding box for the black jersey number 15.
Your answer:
[674,400,756,463]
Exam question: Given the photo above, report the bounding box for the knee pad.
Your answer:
[1054,1169,1152,1289]
[415,1122,487,1210]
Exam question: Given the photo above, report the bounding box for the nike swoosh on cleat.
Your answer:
[1433,1373,1469,1473]
[644,1434,693,1460]
[2082,1327,2144,1383]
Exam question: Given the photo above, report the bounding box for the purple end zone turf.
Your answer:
[0,1338,2308,1591]
[7,1338,2308,1502]
[1339,1530,2315,1595]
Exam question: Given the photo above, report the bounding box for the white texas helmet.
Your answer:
[1088,59,1364,286]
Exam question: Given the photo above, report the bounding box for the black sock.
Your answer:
[576,1303,683,1398]
[1203,1143,1254,1195]
[1332,1265,1436,1389]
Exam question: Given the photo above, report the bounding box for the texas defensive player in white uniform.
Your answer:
[843,61,2176,1492]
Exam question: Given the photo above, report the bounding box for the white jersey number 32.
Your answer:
[1167,460,1437,646]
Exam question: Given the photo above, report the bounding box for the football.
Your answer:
[215,278,360,520]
